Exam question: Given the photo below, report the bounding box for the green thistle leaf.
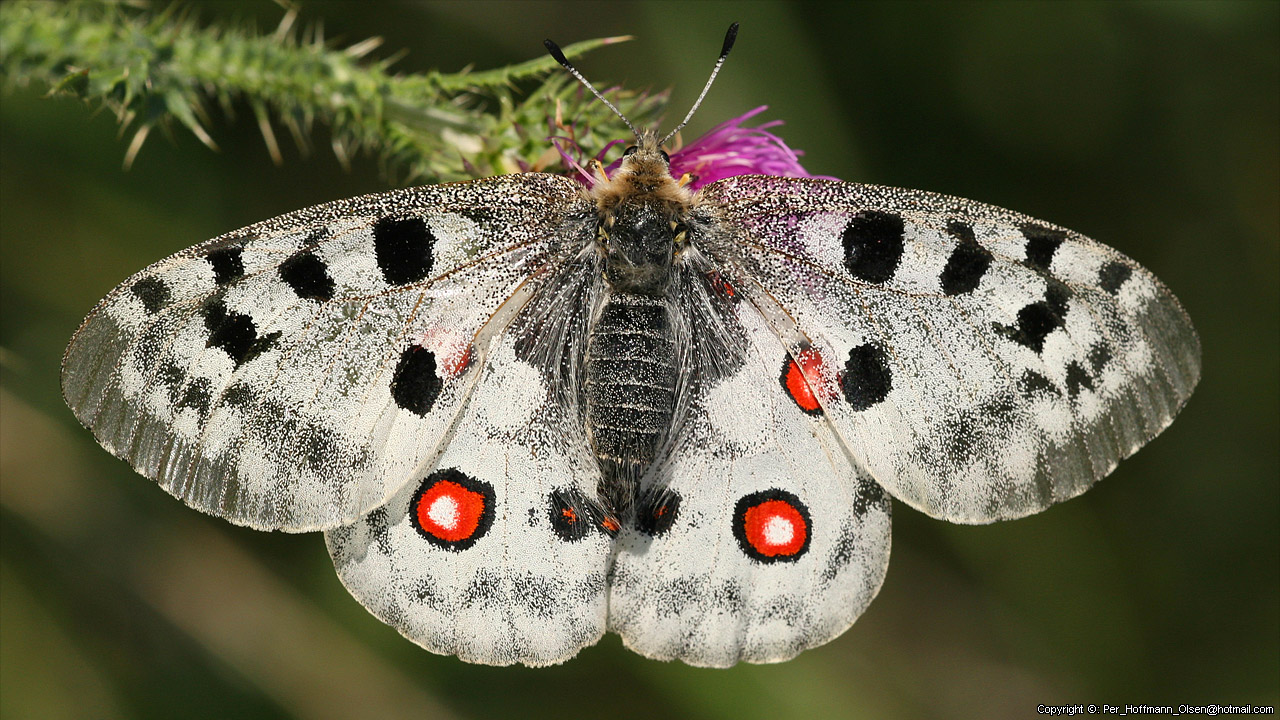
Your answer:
[0,0,666,182]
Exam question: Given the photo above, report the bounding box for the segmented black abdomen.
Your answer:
[584,293,677,477]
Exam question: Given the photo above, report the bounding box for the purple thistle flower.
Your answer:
[553,106,834,190]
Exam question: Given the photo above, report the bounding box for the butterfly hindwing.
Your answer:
[325,330,612,667]
[699,176,1201,523]
[607,284,892,667]
[62,173,591,531]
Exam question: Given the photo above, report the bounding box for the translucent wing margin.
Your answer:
[62,173,591,531]
[698,176,1200,523]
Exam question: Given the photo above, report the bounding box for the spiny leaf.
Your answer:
[0,1,665,182]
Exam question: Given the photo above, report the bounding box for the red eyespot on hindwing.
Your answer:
[733,489,811,563]
[410,469,495,551]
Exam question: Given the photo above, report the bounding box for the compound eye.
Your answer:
[622,146,638,157]
[659,150,671,164]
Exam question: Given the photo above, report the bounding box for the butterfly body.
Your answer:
[581,131,693,514]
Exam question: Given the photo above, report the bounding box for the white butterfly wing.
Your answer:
[699,176,1200,523]
[62,173,591,531]
[607,282,892,667]
[325,331,612,667]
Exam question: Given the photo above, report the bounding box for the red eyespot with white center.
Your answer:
[410,469,495,551]
[733,489,812,563]
[780,346,832,415]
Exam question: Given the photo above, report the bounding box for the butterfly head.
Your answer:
[545,24,738,296]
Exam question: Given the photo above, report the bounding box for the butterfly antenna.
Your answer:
[544,38,640,139]
[660,22,739,146]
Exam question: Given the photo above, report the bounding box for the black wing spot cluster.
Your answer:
[278,250,336,302]
[374,216,436,285]
[992,225,1078,355]
[940,220,992,295]
[207,246,245,285]
[841,342,892,411]
[201,296,280,367]
[390,345,442,417]
[130,276,171,314]
[842,210,904,284]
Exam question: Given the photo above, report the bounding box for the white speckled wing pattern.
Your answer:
[62,173,591,531]
[698,176,1201,523]
[608,291,892,667]
[64,163,1199,668]
[325,332,612,667]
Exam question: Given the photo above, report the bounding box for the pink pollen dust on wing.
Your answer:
[554,106,836,190]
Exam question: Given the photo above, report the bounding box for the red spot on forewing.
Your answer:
[742,499,808,558]
[443,344,473,376]
[416,328,473,378]
[415,479,487,543]
[601,516,620,533]
[782,347,830,414]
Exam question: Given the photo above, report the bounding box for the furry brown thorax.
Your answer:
[590,131,693,296]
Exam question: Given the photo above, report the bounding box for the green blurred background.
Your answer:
[2,2,1276,718]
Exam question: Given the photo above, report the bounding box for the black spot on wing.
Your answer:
[130,276,171,314]
[176,377,212,420]
[1018,370,1060,398]
[851,477,887,517]
[995,283,1071,354]
[841,342,892,411]
[366,507,393,554]
[206,247,245,285]
[548,488,596,542]
[842,211,904,284]
[374,216,435,285]
[156,358,186,404]
[278,250,335,302]
[635,489,681,536]
[221,383,255,408]
[390,345,441,416]
[1021,224,1067,273]
[940,220,992,295]
[1088,341,1112,374]
[1065,360,1095,400]
[301,422,346,472]
[999,303,1059,354]
[1099,261,1132,294]
[201,297,280,367]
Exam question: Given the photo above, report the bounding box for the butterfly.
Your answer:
[61,24,1200,667]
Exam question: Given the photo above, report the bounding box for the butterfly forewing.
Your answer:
[62,173,591,531]
[700,175,1200,523]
